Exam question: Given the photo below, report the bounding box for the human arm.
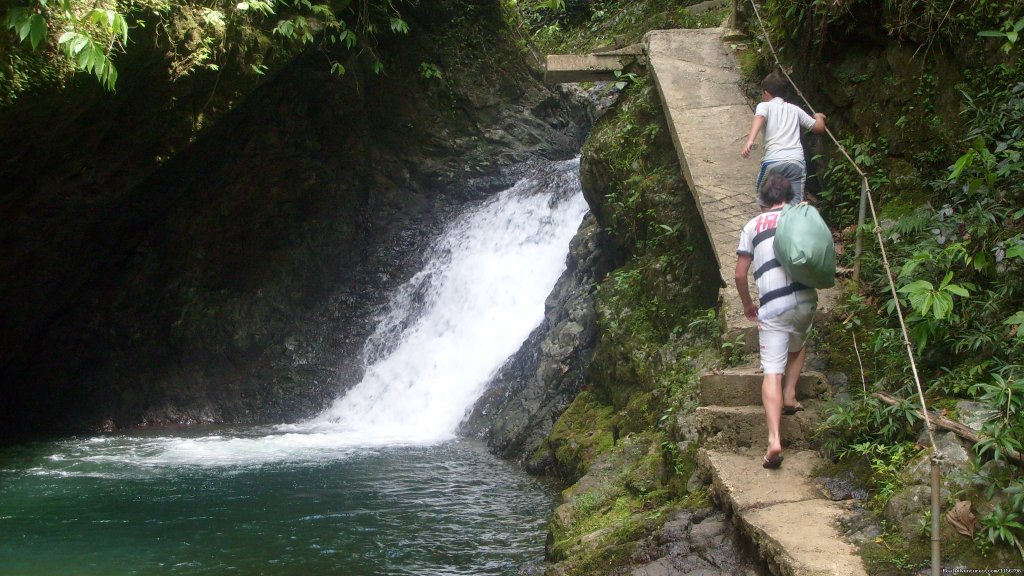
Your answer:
[810,112,826,134]
[741,115,765,158]
[734,253,758,321]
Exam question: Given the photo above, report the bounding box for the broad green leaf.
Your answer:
[112,13,129,41]
[390,17,408,34]
[17,16,32,41]
[931,292,953,319]
[939,271,954,289]
[898,279,934,293]
[1004,311,1024,326]
[72,34,89,54]
[28,14,46,50]
[5,7,27,29]
[945,284,970,298]
[949,150,974,180]
[203,10,225,27]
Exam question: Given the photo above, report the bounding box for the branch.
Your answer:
[872,391,1024,466]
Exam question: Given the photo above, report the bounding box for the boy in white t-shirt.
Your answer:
[741,72,827,204]
[735,174,817,469]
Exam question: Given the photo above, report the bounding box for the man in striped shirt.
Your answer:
[735,174,818,469]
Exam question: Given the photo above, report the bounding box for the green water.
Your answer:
[0,433,555,575]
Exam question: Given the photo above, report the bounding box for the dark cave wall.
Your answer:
[0,0,594,437]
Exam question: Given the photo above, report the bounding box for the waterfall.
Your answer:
[306,158,588,444]
[30,159,588,470]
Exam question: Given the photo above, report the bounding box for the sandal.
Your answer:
[782,403,805,416]
[762,453,784,469]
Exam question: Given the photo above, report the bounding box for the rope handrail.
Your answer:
[744,0,939,455]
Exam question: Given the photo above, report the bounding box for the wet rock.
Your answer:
[628,509,759,576]
[815,469,869,502]
[461,214,615,464]
[836,505,882,546]
[956,401,993,432]
[884,484,943,540]
[908,432,972,489]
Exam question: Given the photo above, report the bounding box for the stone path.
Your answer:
[645,28,867,576]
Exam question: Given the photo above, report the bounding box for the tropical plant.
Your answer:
[2,0,414,94]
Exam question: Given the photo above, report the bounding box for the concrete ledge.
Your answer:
[699,448,868,576]
[740,499,867,576]
[700,370,830,407]
[696,404,820,449]
[544,53,640,83]
[698,448,826,512]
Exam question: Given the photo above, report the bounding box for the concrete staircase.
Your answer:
[643,26,870,576]
[695,365,867,576]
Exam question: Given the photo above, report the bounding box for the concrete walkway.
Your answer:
[645,28,867,576]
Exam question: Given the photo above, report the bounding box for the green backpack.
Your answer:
[774,203,836,289]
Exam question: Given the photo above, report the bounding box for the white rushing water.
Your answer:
[307,158,588,443]
[30,159,588,472]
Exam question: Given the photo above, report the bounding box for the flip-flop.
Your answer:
[762,453,784,469]
[782,404,805,416]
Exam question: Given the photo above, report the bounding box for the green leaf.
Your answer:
[72,34,89,54]
[389,17,408,34]
[5,7,26,30]
[898,279,934,293]
[1004,311,1024,326]
[1007,244,1024,259]
[949,150,974,180]
[938,271,954,289]
[944,284,970,298]
[28,14,46,50]
[203,10,225,28]
[931,292,953,319]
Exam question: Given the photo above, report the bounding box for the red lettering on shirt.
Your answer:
[754,213,779,234]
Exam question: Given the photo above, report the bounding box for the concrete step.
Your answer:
[697,448,826,512]
[700,370,830,407]
[696,404,820,450]
[698,448,868,576]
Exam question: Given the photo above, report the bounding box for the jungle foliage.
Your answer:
[0,0,414,104]
[751,0,1024,564]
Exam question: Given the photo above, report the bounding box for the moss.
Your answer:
[541,390,617,481]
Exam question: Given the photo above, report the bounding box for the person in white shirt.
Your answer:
[735,174,818,469]
[741,72,827,204]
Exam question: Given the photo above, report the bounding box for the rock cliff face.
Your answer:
[0,0,594,437]
[461,214,615,466]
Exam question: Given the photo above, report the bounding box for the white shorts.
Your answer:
[759,299,817,374]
